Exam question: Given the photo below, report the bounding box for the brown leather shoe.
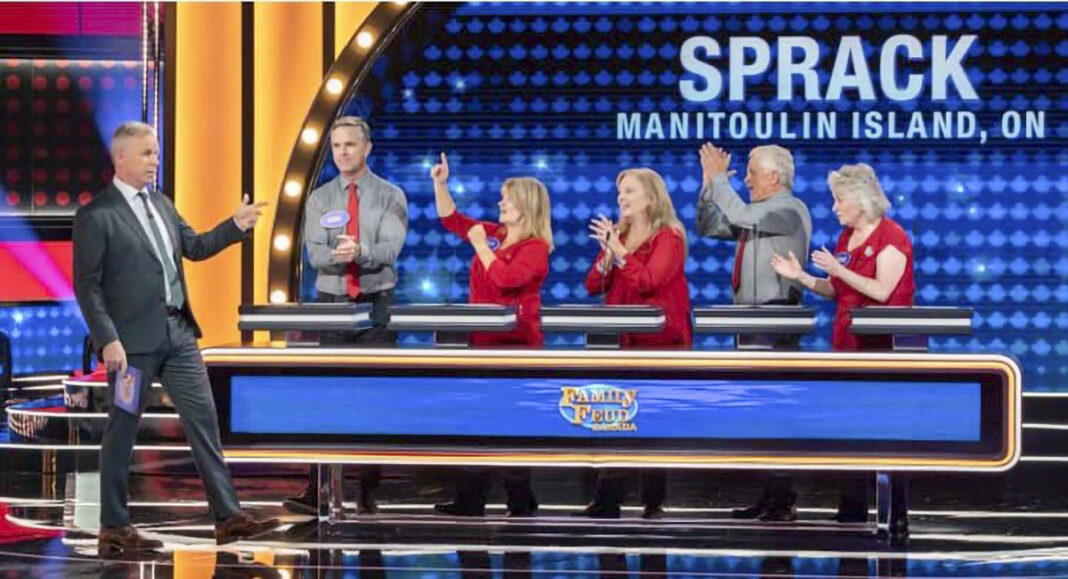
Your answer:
[215,511,281,545]
[98,525,163,558]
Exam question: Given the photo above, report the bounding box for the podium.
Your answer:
[387,304,516,347]
[237,303,374,345]
[541,305,664,349]
[850,306,973,352]
[849,305,974,542]
[692,305,816,350]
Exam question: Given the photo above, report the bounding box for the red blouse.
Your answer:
[441,211,549,348]
[830,217,915,351]
[585,228,692,349]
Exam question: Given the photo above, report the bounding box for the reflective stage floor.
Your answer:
[2,458,1068,578]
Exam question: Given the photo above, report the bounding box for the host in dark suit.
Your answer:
[73,121,279,557]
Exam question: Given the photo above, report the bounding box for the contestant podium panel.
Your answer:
[204,348,1020,472]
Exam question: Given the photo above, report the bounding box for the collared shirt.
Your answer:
[303,171,409,296]
[113,176,178,303]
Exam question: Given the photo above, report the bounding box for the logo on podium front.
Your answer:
[559,384,638,432]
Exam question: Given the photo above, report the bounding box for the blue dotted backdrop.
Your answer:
[301,2,1068,390]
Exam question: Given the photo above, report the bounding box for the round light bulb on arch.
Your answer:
[284,180,302,198]
[325,78,344,95]
[300,127,319,146]
[273,235,291,252]
[356,31,375,49]
[270,290,288,304]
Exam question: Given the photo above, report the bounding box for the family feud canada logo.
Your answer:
[559,384,639,432]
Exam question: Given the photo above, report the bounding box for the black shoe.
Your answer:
[434,502,485,517]
[758,503,797,522]
[731,502,766,519]
[642,505,665,519]
[507,499,539,518]
[835,509,868,523]
[570,503,621,519]
[357,493,379,515]
[282,492,318,516]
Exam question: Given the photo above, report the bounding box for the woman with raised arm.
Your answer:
[430,152,552,517]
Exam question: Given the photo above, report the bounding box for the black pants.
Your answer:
[316,289,396,346]
[300,290,396,499]
[451,468,536,512]
[591,469,666,510]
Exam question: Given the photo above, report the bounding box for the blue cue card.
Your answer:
[114,366,143,416]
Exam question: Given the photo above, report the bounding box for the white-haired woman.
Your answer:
[771,163,915,524]
[771,163,915,351]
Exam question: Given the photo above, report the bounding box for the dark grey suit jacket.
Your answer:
[73,184,247,354]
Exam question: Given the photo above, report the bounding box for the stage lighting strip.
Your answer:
[851,318,973,328]
[63,380,163,388]
[387,313,517,325]
[203,349,1020,472]
[4,408,175,419]
[692,317,815,329]
[11,375,69,384]
[540,314,666,327]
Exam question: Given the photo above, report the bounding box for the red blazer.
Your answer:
[585,228,692,349]
[441,211,549,348]
[830,217,915,351]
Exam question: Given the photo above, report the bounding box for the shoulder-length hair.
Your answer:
[502,177,554,252]
[616,168,687,255]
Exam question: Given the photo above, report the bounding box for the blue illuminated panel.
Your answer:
[230,375,980,442]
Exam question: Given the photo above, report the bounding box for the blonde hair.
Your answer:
[828,163,891,219]
[110,121,156,156]
[502,177,554,252]
[616,168,687,254]
[750,145,795,191]
[331,116,371,141]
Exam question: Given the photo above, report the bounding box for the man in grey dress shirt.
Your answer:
[285,116,408,517]
[302,116,408,345]
[695,143,812,522]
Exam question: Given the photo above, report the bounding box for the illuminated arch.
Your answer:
[266,2,419,304]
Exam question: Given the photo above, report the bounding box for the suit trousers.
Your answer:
[100,312,241,527]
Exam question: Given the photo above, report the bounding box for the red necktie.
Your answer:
[345,182,361,299]
[731,229,749,293]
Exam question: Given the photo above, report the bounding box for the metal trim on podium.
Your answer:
[692,305,816,350]
[387,304,516,347]
[541,305,664,349]
[237,303,374,345]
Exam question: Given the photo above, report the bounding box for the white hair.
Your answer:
[828,163,891,219]
[749,145,794,191]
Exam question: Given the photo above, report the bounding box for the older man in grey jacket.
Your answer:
[696,143,812,522]
[286,116,408,517]
[697,143,811,307]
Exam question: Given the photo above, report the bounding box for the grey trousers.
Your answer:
[99,313,240,527]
